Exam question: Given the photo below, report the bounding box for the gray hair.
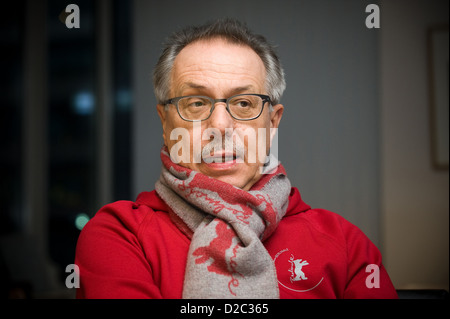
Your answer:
[152,18,286,105]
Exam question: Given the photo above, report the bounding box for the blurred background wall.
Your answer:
[380,0,449,290]
[0,0,448,298]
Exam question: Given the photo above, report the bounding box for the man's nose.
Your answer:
[207,103,234,133]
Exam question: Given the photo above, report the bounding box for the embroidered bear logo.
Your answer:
[288,255,309,282]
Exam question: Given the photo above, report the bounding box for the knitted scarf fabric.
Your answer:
[155,147,291,299]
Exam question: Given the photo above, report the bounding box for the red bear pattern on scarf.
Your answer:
[192,222,242,295]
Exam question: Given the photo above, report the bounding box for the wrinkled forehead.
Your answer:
[170,38,267,96]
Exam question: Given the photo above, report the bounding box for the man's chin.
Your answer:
[192,160,240,179]
[198,163,261,190]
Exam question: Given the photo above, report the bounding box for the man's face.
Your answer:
[157,38,283,190]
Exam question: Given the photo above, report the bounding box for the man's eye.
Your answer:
[234,100,253,108]
[190,101,205,107]
[238,101,250,107]
[184,99,207,108]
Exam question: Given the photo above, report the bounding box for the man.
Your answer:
[75,19,397,299]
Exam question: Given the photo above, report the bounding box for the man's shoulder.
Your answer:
[290,206,353,228]
[82,190,170,237]
[80,200,150,238]
[283,196,369,248]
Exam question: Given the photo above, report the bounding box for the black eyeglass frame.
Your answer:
[163,93,272,122]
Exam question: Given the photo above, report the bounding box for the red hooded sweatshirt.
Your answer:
[75,187,397,299]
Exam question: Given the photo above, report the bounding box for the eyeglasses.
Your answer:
[163,94,271,121]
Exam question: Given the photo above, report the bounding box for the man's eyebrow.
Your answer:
[180,82,255,95]
[182,82,207,90]
[227,85,254,95]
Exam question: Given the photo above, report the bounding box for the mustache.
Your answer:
[167,125,276,166]
[199,131,246,160]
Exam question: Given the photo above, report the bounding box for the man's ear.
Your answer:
[156,104,167,143]
[269,104,283,145]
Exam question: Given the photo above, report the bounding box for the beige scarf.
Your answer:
[155,147,291,298]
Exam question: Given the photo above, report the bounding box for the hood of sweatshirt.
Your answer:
[285,187,311,217]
